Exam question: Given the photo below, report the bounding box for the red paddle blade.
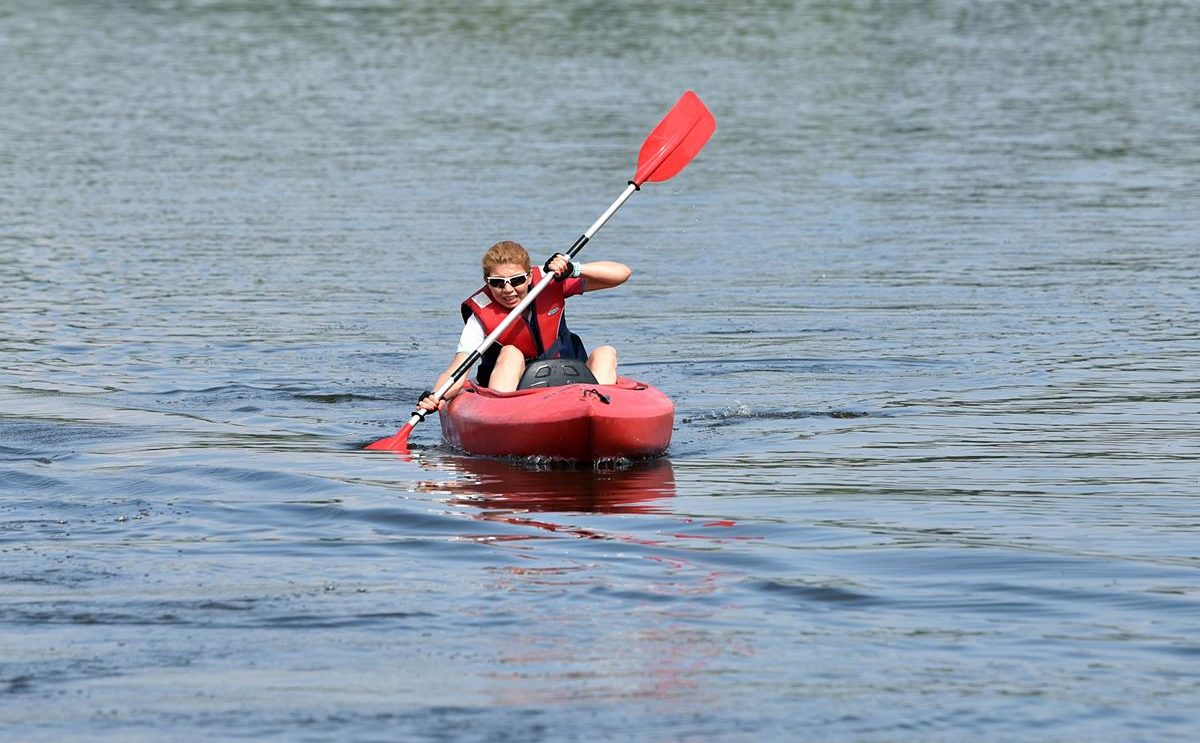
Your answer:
[632,90,716,187]
[364,422,414,452]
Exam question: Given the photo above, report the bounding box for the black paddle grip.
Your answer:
[565,234,589,259]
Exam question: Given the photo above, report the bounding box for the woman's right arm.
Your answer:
[418,314,485,412]
[418,352,471,413]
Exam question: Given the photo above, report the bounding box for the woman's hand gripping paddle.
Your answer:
[365,90,716,452]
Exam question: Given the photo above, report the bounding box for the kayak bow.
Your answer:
[439,377,673,461]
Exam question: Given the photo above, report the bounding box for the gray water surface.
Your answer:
[2,1,1199,741]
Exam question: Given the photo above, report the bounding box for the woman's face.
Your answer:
[484,262,531,309]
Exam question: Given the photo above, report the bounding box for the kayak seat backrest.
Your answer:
[517,359,599,390]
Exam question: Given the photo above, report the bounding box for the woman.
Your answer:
[417,240,631,413]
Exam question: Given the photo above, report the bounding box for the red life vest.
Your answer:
[460,268,586,386]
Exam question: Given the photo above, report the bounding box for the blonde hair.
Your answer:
[481,240,530,275]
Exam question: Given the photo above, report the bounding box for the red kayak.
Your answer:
[439,376,674,461]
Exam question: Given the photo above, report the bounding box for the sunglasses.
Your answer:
[485,272,529,289]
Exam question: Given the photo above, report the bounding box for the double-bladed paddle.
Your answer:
[365,90,716,452]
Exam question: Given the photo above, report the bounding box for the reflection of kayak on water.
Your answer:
[439,365,674,462]
[417,454,676,514]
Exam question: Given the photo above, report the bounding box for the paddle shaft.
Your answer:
[402,181,641,429]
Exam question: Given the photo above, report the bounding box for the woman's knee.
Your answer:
[590,345,617,364]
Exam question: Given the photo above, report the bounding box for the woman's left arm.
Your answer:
[578,260,631,291]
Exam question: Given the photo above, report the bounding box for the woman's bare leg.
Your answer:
[588,345,618,385]
[488,345,526,392]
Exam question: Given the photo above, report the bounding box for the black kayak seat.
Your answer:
[517,359,599,390]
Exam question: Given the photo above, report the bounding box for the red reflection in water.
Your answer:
[419,456,676,515]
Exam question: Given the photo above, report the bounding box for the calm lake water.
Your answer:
[2,1,1198,740]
